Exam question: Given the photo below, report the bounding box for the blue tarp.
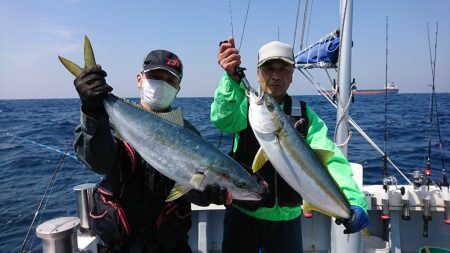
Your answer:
[295,31,340,69]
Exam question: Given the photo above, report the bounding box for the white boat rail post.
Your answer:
[330,0,362,252]
[73,183,98,252]
[73,183,96,234]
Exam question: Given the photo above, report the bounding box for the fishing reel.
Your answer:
[411,170,424,188]
[383,175,397,187]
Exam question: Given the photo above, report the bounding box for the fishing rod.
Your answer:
[380,16,391,242]
[19,143,72,252]
[421,21,440,238]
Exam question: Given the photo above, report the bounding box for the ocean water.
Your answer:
[0,93,449,252]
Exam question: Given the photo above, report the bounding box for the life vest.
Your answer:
[231,95,309,208]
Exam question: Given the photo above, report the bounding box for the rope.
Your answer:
[292,0,302,47]
[299,0,309,50]
[298,69,412,184]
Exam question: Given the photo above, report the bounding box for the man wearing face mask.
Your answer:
[73,49,229,253]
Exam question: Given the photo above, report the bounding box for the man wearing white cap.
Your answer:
[211,37,368,253]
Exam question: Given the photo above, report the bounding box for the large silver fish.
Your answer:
[248,90,352,219]
[59,36,263,202]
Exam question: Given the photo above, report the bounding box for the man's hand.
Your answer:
[218,37,241,82]
[202,184,232,206]
[74,65,113,116]
[341,205,370,234]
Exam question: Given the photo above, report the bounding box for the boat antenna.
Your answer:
[19,143,72,252]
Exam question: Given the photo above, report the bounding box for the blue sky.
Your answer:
[0,0,449,99]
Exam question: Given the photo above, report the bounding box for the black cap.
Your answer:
[142,50,183,81]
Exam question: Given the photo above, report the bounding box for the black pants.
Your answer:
[222,206,303,253]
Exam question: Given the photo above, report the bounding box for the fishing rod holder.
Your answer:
[422,198,432,237]
[400,186,410,220]
[73,183,96,234]
[443,186,450,225]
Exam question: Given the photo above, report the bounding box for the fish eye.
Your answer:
[236,182,247,189]
[267,103,274,111]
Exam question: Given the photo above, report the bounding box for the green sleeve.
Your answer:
[210,73,249,133]
[305,105,368,210]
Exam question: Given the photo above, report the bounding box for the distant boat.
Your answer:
[324,81,399,95]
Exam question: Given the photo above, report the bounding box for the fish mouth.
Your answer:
[252,91,265,105]
[238,191,262,201]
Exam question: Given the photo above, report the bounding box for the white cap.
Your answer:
[257,41,294,67]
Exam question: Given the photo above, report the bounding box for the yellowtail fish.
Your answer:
[59,36,264,202]
[248,90,352,219]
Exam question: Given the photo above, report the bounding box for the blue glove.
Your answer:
[343,205,369,234]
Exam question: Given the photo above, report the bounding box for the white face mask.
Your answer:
[141,78,178,110]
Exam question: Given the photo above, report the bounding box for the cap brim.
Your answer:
[257,57,294,67]
[143,66,181,81]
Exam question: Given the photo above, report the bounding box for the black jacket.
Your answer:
[74,109,205,253]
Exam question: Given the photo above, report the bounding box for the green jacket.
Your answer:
[210,73,367,221]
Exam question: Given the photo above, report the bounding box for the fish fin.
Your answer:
[189,171,205,189]
[312,148,334,167]
[58,35,97,77]
[302,200,339,218]
[84,35,96,68]
[252,147,269,173]
[58,56,83,77]
[154,107,185,127]
[166,183,192,202]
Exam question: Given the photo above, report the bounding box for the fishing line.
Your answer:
[6,132,79,161]
[238,0,251,51]
[19,143,72,252]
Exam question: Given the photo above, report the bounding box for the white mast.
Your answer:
[331,0,363,252]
